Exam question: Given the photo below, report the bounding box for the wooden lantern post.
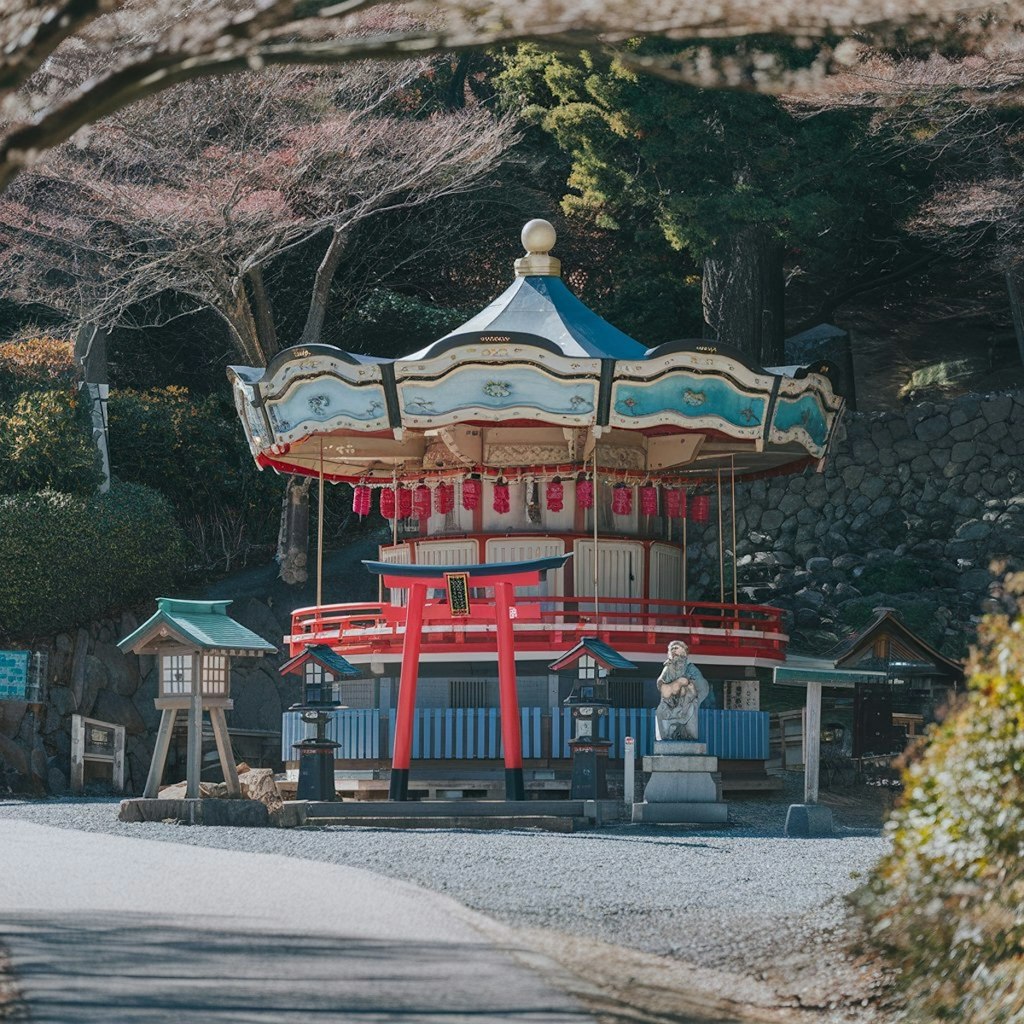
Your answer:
[118,598,276,799]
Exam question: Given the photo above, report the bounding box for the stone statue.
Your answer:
[655,640,710,741]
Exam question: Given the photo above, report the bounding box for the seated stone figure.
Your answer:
[655,640,710,741]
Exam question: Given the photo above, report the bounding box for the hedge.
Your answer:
[853,595,1024,1022]
[0,483,185,640]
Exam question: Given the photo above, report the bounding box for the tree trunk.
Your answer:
[702,223,785,366]
[1006,270,1024,368]
[299,227,349,348]
[73,323,110,493]
[246,266,279,357]
[278,475,312,585]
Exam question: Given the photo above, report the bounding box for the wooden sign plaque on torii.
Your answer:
[363,554,572,801]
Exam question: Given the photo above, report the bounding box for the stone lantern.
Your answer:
[118,598,277,799]
[550,638,636,800]
[279,644,361,801]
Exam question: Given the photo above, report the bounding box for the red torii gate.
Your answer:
[363,555,572,801]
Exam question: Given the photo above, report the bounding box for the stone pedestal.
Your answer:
[632,740,728,824]
[784,803,834,837]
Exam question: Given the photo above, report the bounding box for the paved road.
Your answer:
[0,820,593,1023]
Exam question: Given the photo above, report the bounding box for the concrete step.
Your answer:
[632,800,729,824]
[303,798,589,818]
[304,815,581,832]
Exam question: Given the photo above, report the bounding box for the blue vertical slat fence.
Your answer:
[287,707,767,762]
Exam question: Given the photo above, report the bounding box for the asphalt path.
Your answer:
[0,820,593,1023]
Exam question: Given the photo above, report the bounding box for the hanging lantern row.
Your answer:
[359,478,714,521]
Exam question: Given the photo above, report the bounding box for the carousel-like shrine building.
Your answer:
[229,220,845,789]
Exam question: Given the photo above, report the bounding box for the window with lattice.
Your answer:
[449,679,488,708]
[161,654,192,695]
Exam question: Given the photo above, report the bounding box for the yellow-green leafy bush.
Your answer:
[0,483,184,640]
[0,335,77,398]
[0,388,102,494]
[854,604,1024,1022]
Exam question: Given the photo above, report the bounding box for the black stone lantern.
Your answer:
[550,638,636,800]
[280,644,361,801]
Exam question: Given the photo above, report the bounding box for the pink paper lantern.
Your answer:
[690,495,710,523]
[462,477,482,510]
[639,484,658,516]
[493,480,510,514]
[612,484,633,516]
[546,478,564,512]
[576,478,594,509]
[379,487,396,519]
[414,484,432,520]
[398,486,413,519]
[435,482,454,514]
[353,485,371,518]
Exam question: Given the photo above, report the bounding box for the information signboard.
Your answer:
[0,651,30,700]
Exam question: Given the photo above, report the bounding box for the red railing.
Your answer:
[289,596,787,662]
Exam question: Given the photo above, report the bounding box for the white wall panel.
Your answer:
[649,543,682,601]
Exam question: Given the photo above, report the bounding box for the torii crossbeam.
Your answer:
[363,555,572,801]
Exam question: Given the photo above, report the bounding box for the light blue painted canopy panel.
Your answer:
[407,276,648,361]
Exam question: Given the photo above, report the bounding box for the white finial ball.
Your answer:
[521,218,556,254]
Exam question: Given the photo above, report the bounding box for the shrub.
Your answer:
[857,558,933,595]
[107,386,279,572]
[0,334,77,399]
[0,483,185,640]
[0,388,102,495]
[853,599,1024,1022]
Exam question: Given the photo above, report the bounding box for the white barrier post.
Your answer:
[623,735,636,812]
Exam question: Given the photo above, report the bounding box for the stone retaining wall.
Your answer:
[688,389,1024,654]
[0,599,291,795]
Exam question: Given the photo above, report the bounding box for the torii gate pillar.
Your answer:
[364,555,572,801]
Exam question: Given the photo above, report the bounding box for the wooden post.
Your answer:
[390,582,426,800]
[317,438,325,608]
[70,715,85,794]
[210,706,240,797]
[730,456,738,607]
[592,447,600,628]
[112,723,125,793]
[186,651,203,799]
[144,708,178,799]
[805,680,822,804]
[682,499,688,606]
[717,468,725,605]
[494,579,524,800]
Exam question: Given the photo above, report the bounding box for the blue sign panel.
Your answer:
[0,651,30,700]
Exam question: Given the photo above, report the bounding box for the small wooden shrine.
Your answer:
[118,598,276,799]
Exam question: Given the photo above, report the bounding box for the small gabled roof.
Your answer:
[118,598,277,655]
[549,637,638,673]
[280,644,361,679]
[830,608,963,680]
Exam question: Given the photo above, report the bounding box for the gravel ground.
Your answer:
[0,780,888,1012]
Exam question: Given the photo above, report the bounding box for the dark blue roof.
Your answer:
[406,276,647,361]
[549,637,638,672]
[363,554,572,580]
[280,644,362,678]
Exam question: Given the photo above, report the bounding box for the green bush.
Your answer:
[0,388,102,495]
[107,386,279,571]
[853,600,1024,1022]
[0,334,77,399]
[857,558,934,595]
[0,483,185,640]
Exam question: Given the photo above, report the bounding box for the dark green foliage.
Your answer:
[495,43,919,322]
[0,389,103,495]
[336,289,473,357]
[107,386,280,572]
[0,483,184,640]
[853,604,1024,1022]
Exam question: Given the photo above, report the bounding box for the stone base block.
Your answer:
[643,755,718,773]
[644,771,720,803]
[632,801,729,824]
[784,803,834,837]
[653,740,707,755]
[119,798,269,827]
